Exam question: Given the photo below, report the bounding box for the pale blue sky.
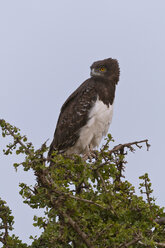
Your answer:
[0,0,165,244]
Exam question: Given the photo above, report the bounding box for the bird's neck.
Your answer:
[95,78,116,106]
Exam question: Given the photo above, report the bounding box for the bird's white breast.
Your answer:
[66,98,114,155]
[83,98,114,148]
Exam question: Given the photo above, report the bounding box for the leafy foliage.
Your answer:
[0,119,165,247]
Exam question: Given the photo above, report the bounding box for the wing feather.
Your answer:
[48,78,97,155]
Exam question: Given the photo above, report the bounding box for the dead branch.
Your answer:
[109,139,150,155]
[94,139,150,171]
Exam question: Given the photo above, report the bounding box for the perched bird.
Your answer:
[48,58,120,158]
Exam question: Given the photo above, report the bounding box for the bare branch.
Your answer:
[94,139,150,171]
[109,139,150,155]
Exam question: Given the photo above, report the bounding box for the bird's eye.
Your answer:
[100,67,105,72]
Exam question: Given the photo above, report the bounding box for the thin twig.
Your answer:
[96,170,108,192]
[1,120,33,156]
[114,147,124,184]
[94,223,113,241]
[68,194,106,209]
[0,237,4,244]
[119,236,141,247]
[144,177,152,209]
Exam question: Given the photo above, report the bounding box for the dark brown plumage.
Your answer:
[48,58,120,157]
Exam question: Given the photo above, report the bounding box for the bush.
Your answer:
[0,119,165,247]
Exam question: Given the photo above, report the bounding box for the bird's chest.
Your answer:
[87,99,113,135]
[78,98,113,149]
[75,98,114,152]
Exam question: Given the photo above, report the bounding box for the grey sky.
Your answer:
[0,0,165,244]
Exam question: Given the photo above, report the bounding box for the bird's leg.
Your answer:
[82,146,91,161]
[89,144,98,158]
[82,145,97,161]
[88,144,96,159]
[82,152,89,161]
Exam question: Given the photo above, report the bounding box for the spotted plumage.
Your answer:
[48,58,120,157]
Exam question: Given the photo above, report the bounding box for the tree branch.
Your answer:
[96,170,108,192]
[119,236,141,247]
[94,139,150,171]
[114,146,125,184]
[109,139,150,155]
[0,119,33,156]
[154,242,165,247]
[59,210,95,248]
[36,171,95,248]
[67,193,105,209]
[138,241,165,247]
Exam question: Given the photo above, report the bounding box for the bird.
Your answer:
[48,58,120,159]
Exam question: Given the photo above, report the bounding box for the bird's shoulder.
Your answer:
[61,77,96,112]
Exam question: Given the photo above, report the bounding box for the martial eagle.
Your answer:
[48,58,120,158]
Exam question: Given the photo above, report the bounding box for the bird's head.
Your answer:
[90,58,120,84]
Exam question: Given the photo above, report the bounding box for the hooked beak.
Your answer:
[90,68,101,77]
